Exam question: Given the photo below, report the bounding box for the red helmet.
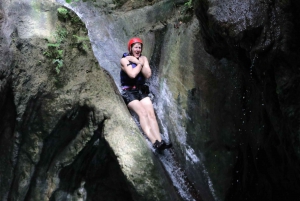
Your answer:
[127,37,143,52]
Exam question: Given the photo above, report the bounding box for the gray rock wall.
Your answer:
[2,0,300,201]
[0,1,176,201]
[193,0,300,200]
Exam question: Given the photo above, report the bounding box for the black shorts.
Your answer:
[121,85,149,105]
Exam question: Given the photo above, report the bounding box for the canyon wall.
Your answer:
[0,1,176,200]
[1,0,300,201]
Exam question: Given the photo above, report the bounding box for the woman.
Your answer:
[120,37,172,151]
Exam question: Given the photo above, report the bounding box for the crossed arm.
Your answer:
[120,56,151,79]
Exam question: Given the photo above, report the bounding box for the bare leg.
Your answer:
[127,100,158,143]
[139,97,172,150]
[140,97,162,141]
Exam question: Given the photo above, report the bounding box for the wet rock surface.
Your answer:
[194,0,300,200]
[2,0,300,200]
[0,1,175,201]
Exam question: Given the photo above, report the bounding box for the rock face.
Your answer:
[0,1,176,201]
[2,0,300,201]
[192,0,300,200]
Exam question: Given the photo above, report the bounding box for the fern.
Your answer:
[53,59,63,74]
[73,35,89,42]
[47,43,60,47]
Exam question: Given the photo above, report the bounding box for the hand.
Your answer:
[126,56,144,66]
[138,57,145,66]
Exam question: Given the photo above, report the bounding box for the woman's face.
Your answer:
[131,43,142,57]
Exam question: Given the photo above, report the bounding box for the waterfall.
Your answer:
[56,0,125,86]
[153,79,218,201]
[56,1,217,200]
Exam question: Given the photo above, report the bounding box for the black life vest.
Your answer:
[120,53,145,88]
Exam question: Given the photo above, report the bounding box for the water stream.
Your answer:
[56,1,215,200]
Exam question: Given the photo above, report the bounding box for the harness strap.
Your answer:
[122,85,137,90]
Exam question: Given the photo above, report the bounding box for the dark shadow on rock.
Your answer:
[0,84,17,200]
[15,102,134,201]
[47,123,133,201]
[194,0,300,200]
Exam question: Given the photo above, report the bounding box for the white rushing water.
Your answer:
[154,80,219,201]
[56,1,217,200]
[56,0,126,87]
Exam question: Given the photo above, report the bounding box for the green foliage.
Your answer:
[58,7,68,15]
[65,0,80,3]
[175,0,194,24]
[73,35,90,52]
[184,0,193,9]
[44,27,68,74]
[73,35,89,42]
[83,43,89,52]
[47,43,60,47]
[57,7,69,19]
[57,6,83,28]
[55,28,68,43]
[43,51,51,57]
[71,16,81,23]
[53,59,64,74]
